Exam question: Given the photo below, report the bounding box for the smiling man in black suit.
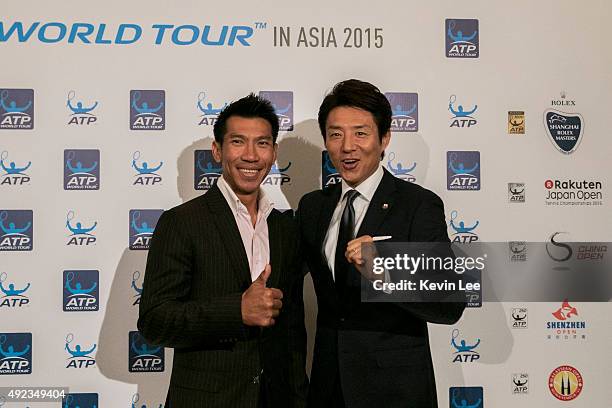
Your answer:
[138,94,308,408]
[297,79,465,408]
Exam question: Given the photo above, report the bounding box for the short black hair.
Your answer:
[213,93,279,144]
[318,79,392,141]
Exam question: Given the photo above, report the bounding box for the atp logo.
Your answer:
[129,331,164,372]
[132,151,163,186]
[63,270,99,312]
[449,95,477,128]
[62,393,98,408]
[130,90,165,130]
[66,210,97,246]
[511,307,528,328]
[129,209,163,250]
[132,393,164,408]
[447,151,480,191]
[0,333,32,374]
[0,210,33,251]
[64,149,100,190]
[449,387,483,408]
[194,150,222,191]
[386,152,416,183]
[66,90,98,126]
[385,92,418,132]
[197,91,227,126]
[448,210,479,243]
[131,270,143,306]
[0,89,34,129]
[64,333,96,369]
[0,150,31,186]
[445,19,479,58]
[451,329,481,363]
[0,272,31,308]
[322,151,341,188]
[259,91,293,131]
[263,160,291,186]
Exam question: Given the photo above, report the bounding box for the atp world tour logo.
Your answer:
[63,393,99,408]
[449,387,483,408]
[445,19,479,58]
[63,270,99,312]
[0,210,33,251]
[385,93,418,132]
[66,210,97,246]
[259,91,293,131]
[64,149,100,190]
[0,333,32,374]
[130,90,165,130]
[322,151,341,188]
[132,151,163,186]
[386,152,416,183]
[129,331,164,372]
[544,100,584,155]
[0,150,31,186]
[194,150,222,190]
[66,90,98,126]
[197,91,227,126]
[64,332,96,369]
[0,89,34,129]
[129,209,163,250]
[0,272,31,308]
[447,151,480,190]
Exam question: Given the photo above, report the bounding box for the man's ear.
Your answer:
[212,141,222,163]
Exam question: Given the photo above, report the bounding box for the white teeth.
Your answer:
[239,169,257,174]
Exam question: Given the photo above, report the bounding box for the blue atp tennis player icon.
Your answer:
[0,333,32,374]
[322,151,341,188]
[129,209,163,250]
[385,92,418,132]
[386,152,416,183]
[129,331,164,372]
[62,393,98,408]
[259,91,293,131]
[67,90,98,126]
[446,19,479,58]
[449,95,478,128]
[63,270,99,312]
[0,150,31,186]
[197,91,228,126]
[448,210,479,243]
[65,333,96,369]
[0,89,34,129]
[64,149,100,190]
[66,210,97,246]
[449,387,483,408]
[132,393,164,408]
[0,210,33,251]
[132,151,163,186]
[447,151,480,191]
[264,160,291,186]
[131,270,143,306]
[130,90,165,130]
[451,329,481,363]
[194,149,222,190]
[0,272,30,308]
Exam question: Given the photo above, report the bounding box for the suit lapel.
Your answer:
[357,169,398,236]
[205,185,252,288]
[266,211,283,289]
[316,185,342,256]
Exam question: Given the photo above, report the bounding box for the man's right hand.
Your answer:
[241,264,283,327]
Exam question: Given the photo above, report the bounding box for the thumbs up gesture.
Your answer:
[241,264,284,327]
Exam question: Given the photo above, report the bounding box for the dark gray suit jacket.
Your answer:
[297,169,465,408]
[138,185,308,408]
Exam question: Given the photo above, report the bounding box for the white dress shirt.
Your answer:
[323,165,384,280]
[216,176,274,282]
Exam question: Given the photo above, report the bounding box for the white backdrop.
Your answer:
[1,0,611,406]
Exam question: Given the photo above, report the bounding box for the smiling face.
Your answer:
[324,106,390,187]
[212,116,277,200]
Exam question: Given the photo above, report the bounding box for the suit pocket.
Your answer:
[375,347,426,368]
[170,366,223,392]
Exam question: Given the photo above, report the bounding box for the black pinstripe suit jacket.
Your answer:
[137,185,308,408]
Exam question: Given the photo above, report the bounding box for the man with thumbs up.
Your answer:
[138,94,308,408]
